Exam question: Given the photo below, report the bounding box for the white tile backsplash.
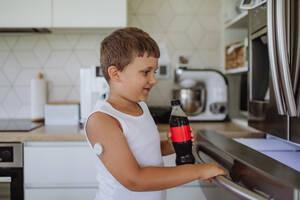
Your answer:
[168,16,193,32]
[33,38,52,65]
[168,33,195,50]
[46,35,72,50]
[14,86,31,104]
[2,55,21,83]
[2,36,18,49]
[14,35,38,50]
[0,72,10,86]
[14,51,41,68]
[0,51,9,65]
[0,39,10,50]
[0,0,222,118]
[0,86,10,102]
[45,50,71,68]
[44,69,72,85]
[75,35,100,50]
[186,20,205,46]
[3,90,22,118]
[65,54,81,84]
[0,106,8,118]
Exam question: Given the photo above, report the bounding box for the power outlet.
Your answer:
[156,64,169,79]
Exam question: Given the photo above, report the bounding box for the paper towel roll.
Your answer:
[31,73,47,122]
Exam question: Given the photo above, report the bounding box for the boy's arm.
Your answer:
[86,112,226,192]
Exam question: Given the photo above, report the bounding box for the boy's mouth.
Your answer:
[143,88,151,93]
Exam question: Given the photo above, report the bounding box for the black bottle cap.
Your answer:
[171,99,181,106]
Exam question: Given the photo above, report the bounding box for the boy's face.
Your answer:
[117,53,158,102]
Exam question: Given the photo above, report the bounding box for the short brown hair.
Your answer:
[100,27,160,81]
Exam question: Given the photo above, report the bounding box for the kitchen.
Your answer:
[0,0,300,199]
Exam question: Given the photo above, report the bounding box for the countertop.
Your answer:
[0,121,263,142]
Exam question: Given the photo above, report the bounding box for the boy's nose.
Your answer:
[149,74,157,85]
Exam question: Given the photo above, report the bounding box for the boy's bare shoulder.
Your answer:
[86,112,122,138]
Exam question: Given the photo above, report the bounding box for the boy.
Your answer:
[85,27,226,200]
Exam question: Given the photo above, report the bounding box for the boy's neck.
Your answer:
[107,94,141,113]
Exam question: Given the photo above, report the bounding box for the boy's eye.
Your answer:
[143,71,150,75]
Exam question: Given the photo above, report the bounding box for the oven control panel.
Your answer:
[0,143,22,167]
[0,147,13,162]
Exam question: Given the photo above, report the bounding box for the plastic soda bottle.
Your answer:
[169,99,195,165]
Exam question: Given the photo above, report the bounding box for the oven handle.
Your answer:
[192,146,269,200]
[276,0,297,116]
[0,177,11,183]
[267,0,286,115]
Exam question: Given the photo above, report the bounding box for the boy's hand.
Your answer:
[190,127,195,145]
[198,162,227,182]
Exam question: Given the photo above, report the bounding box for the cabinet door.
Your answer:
[52,0,127,28]
[0,0,51,27]
[24,142,98,185]
[167,186,209,200]
[25,188,97,200]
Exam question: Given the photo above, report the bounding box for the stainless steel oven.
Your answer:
[0,143,23,200]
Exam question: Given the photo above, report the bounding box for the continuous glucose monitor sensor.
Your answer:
[240,0,266,10]
[94,143,103,155]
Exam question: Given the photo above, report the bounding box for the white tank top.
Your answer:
[84,101,167,200]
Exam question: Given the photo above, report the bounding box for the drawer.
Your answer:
[24,142,98,185]
[25,188,98,200]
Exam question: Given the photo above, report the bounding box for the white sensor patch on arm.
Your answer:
[93,143,103,155]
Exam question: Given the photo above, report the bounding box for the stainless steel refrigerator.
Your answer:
[248,0,300,144]
[193,1,300,200]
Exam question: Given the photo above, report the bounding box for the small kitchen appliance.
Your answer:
[173,67,228,121]
[80,66,109,124]
[0,119,42,132]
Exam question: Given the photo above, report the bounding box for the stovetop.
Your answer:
[0,119,43,132]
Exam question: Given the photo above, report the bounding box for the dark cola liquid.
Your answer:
[170,115,195,165]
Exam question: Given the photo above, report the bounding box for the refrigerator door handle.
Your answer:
[267,0,286,115]
[276,0,297,116]
[293,1,300,116]
[193,146,269,200]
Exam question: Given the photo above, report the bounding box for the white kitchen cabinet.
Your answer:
[167,186,208,200]
[25,188,98,200]
[52,0,127,28]
[0,0,51,27]
[0,0,126,28]
[24,142,98,200]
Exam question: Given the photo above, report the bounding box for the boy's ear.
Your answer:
[107,66,120,81]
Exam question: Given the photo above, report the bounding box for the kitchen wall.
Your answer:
[0,0,222,118]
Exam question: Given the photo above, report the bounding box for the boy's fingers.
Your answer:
[167,132,171,139]
[203,179,212,183]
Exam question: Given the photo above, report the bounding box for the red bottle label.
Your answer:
[170,125,191,142]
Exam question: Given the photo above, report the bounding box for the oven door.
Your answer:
[193,130,300,200]
[0,168,24,200]
[193,143,269,200]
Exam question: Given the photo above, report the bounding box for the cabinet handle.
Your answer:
[0,177,11,183]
